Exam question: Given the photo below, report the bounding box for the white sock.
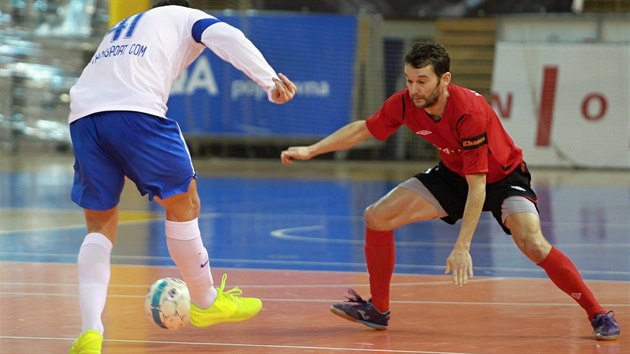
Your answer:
[77,233,112,335]
[165,218,217,308]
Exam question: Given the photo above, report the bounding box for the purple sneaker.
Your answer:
[329,289,390,330]
[591,311,620,340]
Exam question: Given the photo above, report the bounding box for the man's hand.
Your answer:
[445,248,473,287]
[280,146,312,166]
[270,73,297,104]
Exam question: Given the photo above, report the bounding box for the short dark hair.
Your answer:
[152,0,191,8]
[404,42,450,77]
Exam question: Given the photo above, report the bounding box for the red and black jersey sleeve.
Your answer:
[366,91,407,141]
[457,113,489,175]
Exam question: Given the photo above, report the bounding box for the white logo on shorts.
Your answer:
[510,186,526,192]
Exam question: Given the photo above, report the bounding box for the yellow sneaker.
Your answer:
[189,273,262,327]
[69,329,103,354]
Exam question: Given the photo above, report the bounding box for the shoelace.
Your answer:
[217,273,244,303]
[599,311,617,325]
[344,289,367,304]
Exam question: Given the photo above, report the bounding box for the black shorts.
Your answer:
[414,161,538,235]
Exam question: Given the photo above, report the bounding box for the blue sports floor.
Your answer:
[1,154,629,282]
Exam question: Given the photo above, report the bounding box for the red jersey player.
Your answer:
[280,41,619,341]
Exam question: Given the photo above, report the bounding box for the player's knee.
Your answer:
[161,191,201,221]
[506,213,540,237]
[178,195,200,220]
[189,193,201,215]
[364,204,386,230]
[512,228,550,261]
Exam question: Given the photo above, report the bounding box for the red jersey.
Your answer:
[366,84,523,183]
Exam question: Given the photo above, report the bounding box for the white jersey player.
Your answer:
[69,2,289,122]
[68,1,296,353]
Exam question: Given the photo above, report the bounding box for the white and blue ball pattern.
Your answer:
[144,277,191,330]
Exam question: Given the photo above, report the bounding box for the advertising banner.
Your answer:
[167,14,357,138]
[491,42,630,168]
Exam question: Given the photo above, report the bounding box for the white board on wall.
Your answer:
[490,42,630,169]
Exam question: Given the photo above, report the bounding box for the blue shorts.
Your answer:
[69,111,196,210]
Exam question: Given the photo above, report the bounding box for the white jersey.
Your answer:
[68,6,278,123]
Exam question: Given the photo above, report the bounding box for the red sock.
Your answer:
[365,228,395,313]
[537,247,605,319]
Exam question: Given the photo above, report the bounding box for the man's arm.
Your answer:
[198,21,296,104]
[281,120,373,165]
[445,173,486,286]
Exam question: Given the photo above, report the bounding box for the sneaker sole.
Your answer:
[190,311,262,327]
[190,306,263,328]
[191,314,260,327]
[594,332,620,341]
[69,331,103,354]
[329,306,387,330]
[70,350,101,354]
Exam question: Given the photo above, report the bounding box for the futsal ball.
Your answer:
[144,277,191,330]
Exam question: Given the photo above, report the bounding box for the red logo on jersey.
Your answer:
[415,130,432,136]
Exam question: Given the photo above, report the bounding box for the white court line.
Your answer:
[271,225,630,248]
[1,292,628,308]
[1,253,629,279]
[0,335,474,354]
[2,276,628,307]
[2,252,628,278]
[5,275,626,290]
[2,278,502,289]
